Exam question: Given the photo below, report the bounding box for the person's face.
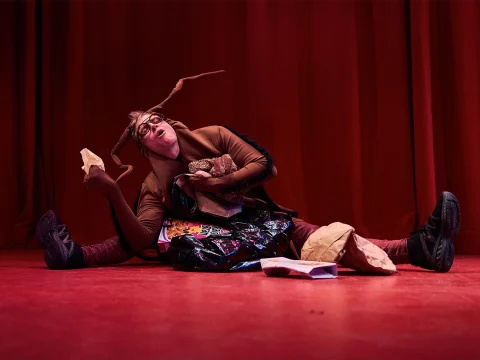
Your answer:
[135,113,179,158]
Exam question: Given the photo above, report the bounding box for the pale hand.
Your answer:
[193,171,212,178]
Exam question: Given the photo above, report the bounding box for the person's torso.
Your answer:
[144,122,224,213]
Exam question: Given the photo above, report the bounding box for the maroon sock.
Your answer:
[81,236,134,266]
[289,218,321,253]
[367,238,409,265]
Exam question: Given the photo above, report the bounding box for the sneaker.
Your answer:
[36,210,84,269]
[408,191,461,272]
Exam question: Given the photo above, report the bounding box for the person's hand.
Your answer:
[188,172,221,193]
[193,170,212,178]
[83,165,118,198]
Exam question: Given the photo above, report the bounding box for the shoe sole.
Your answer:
[434,192,461,273]
[36,210,66,270]
[441,191,461,238]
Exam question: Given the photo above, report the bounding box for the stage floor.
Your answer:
[1,250,479,360]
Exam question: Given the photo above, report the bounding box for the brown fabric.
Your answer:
[136,172,172,238]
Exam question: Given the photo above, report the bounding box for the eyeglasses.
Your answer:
[136,114,165,139]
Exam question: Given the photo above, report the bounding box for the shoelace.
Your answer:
[410,214,440,242]
[57,224,74,246]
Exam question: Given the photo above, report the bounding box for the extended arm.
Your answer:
[84,166,163,253]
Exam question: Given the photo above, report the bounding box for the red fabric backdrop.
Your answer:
[2,0,479,254]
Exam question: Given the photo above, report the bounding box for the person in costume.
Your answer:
[36,71,461,273]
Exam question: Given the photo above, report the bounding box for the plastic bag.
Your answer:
[166,209,292,271]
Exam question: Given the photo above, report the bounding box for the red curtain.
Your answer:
[2,0,479,254]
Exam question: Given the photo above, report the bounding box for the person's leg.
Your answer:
[288,218,407,263]
[357,192,460,270]
[81,236,134,267]
[365,238,409,264]
[288,218,320,259]
[364,192,461,272]
[36,210,134,269]
[288,191,461,272]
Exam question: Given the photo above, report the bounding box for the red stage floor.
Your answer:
[1,250,479,360]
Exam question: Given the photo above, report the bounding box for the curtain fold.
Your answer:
[3,0,479,254]
[409,0,480,253]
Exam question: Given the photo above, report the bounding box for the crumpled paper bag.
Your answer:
[80,148,105,174]
[301,222,397,275]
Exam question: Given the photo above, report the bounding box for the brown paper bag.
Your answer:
[301,222,396,275]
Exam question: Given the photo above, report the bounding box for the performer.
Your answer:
[36,71,460,273]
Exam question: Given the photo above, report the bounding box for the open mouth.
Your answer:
[157,130,165,137]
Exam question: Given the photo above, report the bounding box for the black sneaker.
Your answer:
[36,210,84,270]
[408,191,461,272]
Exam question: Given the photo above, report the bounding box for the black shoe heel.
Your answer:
[434,237,455,273]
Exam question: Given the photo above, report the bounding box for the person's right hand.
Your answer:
[83,165,118,198]
[193,170,212,178]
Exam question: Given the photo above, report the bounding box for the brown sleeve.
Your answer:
[136,183,165,239]
[190,126,277,193]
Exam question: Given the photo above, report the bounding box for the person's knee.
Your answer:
[128,234,156,253]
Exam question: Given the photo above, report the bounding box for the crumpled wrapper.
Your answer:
[80,148,105,174]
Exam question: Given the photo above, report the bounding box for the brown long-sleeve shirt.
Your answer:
[136,120,276,241]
